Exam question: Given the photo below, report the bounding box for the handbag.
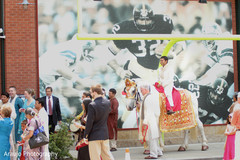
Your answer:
[29,120,49,149]
[75,139,88,150]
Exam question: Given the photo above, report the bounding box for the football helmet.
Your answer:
[133,3,155,31]
[60,50,77,66]
[208,78,228,105]
[173,74,180,88]
[82,40,96,62]
[202,23,222,51]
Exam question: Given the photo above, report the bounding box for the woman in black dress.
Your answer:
[75,98,92,160]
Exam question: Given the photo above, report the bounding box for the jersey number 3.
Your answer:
[132,40,162,57]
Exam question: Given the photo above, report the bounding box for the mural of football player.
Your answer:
[107,3,178,83]
[194,23,233,97]
[39,36,97,115]
[178,78,232,124]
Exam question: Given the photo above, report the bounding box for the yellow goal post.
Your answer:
[76,34,240,67]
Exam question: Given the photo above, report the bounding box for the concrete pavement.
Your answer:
[70,142,224,160]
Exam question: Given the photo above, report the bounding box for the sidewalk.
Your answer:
[70,142,224,160]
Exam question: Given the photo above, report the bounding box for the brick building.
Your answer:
[0,0,38,95]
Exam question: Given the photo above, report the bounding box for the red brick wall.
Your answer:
[4,0,39,96]
[0,1,3,92]
[0,40,2,92]
[231,0,239,91]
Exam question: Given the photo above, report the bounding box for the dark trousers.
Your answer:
[78,145,90,160]
[49,115,56,134]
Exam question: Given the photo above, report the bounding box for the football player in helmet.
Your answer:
[132,3,155,32]
[202,23,222,51]
[173,74,180,88]
[81,40,96,62]
[178,78,232,124]
[194,23,233,98]
[39,37,97,115]
[204,78,231,124]
[107,3,177,82]
[39,38,96,88]
[208,78,229,105]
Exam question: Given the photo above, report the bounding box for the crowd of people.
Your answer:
[72,86,119,160]
[0,83,119,160]
[0,85,239,159]
[0,86,62,160]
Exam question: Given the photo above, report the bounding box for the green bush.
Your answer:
[49,119,75,160]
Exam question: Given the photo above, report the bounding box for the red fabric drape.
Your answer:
[154,82,181,111]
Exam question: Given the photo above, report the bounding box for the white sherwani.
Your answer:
[141,93,160,140]
[38,107,50,160]
[158,63,175,106]
[140,88,162,158]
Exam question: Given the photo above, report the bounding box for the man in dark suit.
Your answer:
[83,84,114,160]
[42,87,62,134]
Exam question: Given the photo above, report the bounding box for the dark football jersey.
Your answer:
[179,80,231,124]
[111,14,173,70]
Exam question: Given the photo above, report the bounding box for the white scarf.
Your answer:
[9,95,17,106]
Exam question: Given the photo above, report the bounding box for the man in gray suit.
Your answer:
[83,84,114,160]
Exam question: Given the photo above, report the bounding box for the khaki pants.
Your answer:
[89,140,114,160]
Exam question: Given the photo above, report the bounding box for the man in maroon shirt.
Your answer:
[107,88,119,151]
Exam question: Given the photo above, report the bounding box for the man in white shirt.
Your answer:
[157,56,175,115]
[35,98,50,160]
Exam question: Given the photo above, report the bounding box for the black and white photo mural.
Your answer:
[38,0,234,127]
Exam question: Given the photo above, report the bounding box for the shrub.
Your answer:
[49,119,75,160]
